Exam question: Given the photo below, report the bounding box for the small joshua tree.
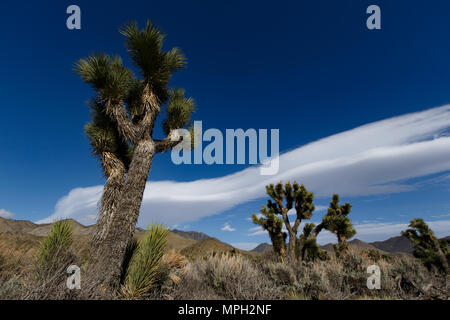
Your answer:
[252,206,287,259]
[401,218,449,274]
[297,223,328,261]
[314,194,356,257]
[255,182,315,261]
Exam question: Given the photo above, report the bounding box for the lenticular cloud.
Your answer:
[39,105,450,226]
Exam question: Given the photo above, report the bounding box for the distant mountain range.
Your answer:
[249,235,450,254]
[1,217,448,256]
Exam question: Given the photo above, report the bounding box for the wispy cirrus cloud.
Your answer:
[38,105,450,228]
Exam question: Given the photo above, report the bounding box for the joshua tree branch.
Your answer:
[106,101,140,142]
[293,216,301,235]
[154,130,184,153]
[313,222,324,238]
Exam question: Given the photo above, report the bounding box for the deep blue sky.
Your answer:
[1,1,450,247]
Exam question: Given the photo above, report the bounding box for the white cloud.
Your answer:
[431,213,450,218]
[0,209,15,219]
[248,226,268,236]
[221,222,236,232]
[38,105,450,227]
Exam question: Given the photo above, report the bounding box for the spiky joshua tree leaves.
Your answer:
[255,182,315,261]
[314,194,356,257]
[401,218,449,274]
[121,224,169,299]
[75,21,195,297]
[252,206,287,259]
[297,223,328,261]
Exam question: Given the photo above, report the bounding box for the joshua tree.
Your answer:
[264,182,315,261]
[296,223,328,261]
[75,21,195,297]
[314,194,356,257]
[402,218,449,274]
[252,205,287,259]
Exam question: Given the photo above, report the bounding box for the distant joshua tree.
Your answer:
[402,218,449,274]
[314,194,356,257]
[253,182,315,261]
[75,21,195,297]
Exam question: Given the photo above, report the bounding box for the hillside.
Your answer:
[180,238,234,259]
[0,218,198,257]
[171,229,210,241]
[251,243,271,253]
[370,235,414,253]
[135,229,198,250]
[0,217,38,234]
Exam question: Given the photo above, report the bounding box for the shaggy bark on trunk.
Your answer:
[280,208,300,261]
[91,152,126,246]
[84,139,155,298]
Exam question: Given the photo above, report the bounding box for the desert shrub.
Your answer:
[0,254,5,271]
[261,259,346,299]
[0,276,24,300]
[121,224,169,299]
[169,253,281,300]
[148,250,188,299]
[260,248,442,300]
[362,249,391,263]
[380,255,428,298]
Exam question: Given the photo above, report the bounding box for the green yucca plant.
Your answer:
[35,220,74,279]
[122,224,169,298]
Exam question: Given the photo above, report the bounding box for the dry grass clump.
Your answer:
[166,253,282,300]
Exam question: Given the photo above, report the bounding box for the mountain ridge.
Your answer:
[1,217,448,255]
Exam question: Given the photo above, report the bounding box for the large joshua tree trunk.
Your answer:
[280,209,300,261]
[91,152,126,246]
[84,139,155,298]
[286,227,298,261]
